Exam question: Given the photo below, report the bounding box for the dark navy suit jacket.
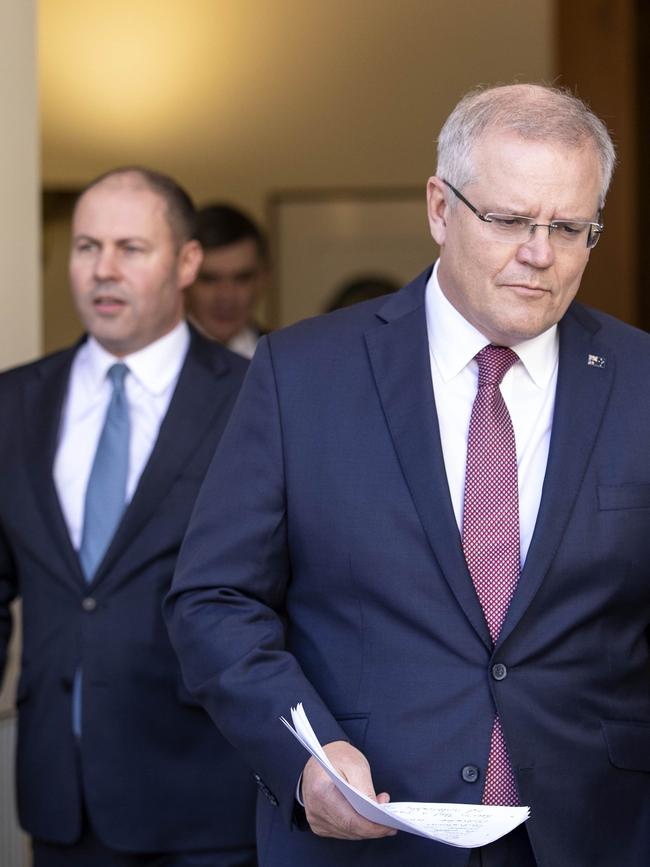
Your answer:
[167,269,650,867]
[0,328,256,855]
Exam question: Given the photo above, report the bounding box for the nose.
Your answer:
[93,246,120,281]
[515,224,555,269]
[211,279,242,307]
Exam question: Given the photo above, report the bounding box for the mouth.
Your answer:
[92,294,127,314]
[502,283,550,296]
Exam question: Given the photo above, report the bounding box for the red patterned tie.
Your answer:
[462,344,520,806]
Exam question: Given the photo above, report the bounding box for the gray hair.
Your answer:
[436,84,616,209]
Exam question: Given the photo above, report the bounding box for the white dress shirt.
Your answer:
[54,321,190,550]
[186,315,259,360]
[227,325,260,360]
[425,261,559,567]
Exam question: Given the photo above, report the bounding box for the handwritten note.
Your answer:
[281,702,529,848]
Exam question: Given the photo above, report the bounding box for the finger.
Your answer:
[303,742,397,839]
[306,778,396,839]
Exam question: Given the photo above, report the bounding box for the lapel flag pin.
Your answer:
[587,354,606,368]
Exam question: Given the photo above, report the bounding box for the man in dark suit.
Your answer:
[185,204,269,359]
[0,167,256,865]
[166,84,650,867]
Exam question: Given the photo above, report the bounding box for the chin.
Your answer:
[207,329,231,343]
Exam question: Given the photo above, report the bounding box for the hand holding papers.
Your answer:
[281,703,529,849]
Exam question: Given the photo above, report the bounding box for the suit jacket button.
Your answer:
[82,597,97,612]
[461,764,480,783]
[492,663,507,681]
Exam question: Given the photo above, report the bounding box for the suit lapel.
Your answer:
[367,281,615,650]
[91,332,234,584]
[24,345,88,583]
[497,303,615,646]
[365,272,492,648]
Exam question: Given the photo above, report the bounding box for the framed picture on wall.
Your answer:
[267,187,436,329]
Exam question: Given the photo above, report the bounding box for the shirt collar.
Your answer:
[82,320,190,395]
[425,260,558,388]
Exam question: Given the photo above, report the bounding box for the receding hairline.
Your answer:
[75,171,162,210]
[74,167,197,245]
[453,84,600,144]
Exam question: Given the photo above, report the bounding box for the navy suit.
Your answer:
[167,268,650,866]
[0,328,256,858]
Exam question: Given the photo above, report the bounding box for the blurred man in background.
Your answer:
[0,167,256,866]
[186,204,269,358]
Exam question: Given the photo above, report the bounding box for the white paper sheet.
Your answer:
[280,702,529,848]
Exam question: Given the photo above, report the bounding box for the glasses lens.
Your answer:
[484,215,534,244]
[587,225,602,249]
[550,222,592,248]
[483,214,600,249]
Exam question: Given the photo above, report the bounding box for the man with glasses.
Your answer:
[166,85,650,866]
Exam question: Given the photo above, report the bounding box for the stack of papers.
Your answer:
[281,702,529,848]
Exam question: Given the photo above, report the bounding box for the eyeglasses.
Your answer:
[442,180,603,249]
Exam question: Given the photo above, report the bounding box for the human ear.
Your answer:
[426,176,449,246]
[177,239,203,290]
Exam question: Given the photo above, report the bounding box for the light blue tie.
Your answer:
[79,363,131,580]
[73,363,130,735]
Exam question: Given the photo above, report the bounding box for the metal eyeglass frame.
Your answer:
[442,179,603,249]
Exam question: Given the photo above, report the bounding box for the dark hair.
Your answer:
[195,203,268,262]
[77,166,197,245]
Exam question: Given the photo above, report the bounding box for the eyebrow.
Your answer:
[484,205,597,222]
[72,234,152,245]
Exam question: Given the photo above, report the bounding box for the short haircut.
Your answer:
[436,84,616,209]
[77,166,197,245]
[195,204,268,262]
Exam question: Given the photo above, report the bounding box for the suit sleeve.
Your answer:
[165,336,348,826]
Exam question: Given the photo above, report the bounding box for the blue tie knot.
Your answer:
[107,362,129,390]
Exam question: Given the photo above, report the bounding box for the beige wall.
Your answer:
[41,1,555,203]
[0,1,36,859]
[0,1,40,372]
[0,0,41,867]
[0,1,38,720]
[40,0,555,347]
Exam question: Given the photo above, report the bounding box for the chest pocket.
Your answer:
[602,719,650,773]
[598,484,650,511]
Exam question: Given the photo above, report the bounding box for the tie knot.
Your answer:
[107,363,129,391]
[475,345,518,387]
